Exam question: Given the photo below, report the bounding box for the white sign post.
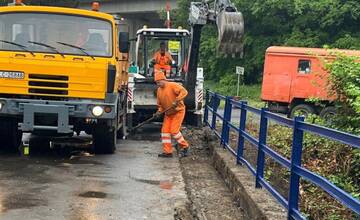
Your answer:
[235,66,244,97]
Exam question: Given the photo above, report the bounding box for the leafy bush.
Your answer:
[324,54,360,134]
[263,123,360,219]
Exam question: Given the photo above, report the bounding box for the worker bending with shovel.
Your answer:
[154,70,189,158]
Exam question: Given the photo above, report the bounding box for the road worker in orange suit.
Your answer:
[152,42,174,77]
[154,70,189,158]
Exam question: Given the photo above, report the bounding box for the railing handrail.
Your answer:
[204,91,360,219]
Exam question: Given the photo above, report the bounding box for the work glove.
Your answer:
[153,111,162,119]
[172,100,179,108]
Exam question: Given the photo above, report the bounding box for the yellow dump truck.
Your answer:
[0,4,129,153]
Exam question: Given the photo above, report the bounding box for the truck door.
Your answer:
[290,58,316,101]
[290,57,328,102]
[261,53,293,103]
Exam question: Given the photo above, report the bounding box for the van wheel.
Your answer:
[93,126,116,154]
[320,106,336,121]
[0,118,22,153]
[290,104,316,118]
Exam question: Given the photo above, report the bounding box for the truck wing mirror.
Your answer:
[119,32,130,53]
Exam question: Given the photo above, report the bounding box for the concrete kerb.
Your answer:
[205,129,287,220]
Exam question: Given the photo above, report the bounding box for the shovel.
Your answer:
[127,106,174,134]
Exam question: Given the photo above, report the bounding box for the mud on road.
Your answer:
[177,128,246,220]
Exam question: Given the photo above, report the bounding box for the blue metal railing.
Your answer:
[204,90,360,220]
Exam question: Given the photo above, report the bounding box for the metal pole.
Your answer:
[236,101,247,165]
[287,116,305,219]
[237,73,240,96]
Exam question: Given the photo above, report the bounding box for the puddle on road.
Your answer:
[0,193,47,213]
[128,172,173,190]
[78,191,107,199]
[65,159,104,166]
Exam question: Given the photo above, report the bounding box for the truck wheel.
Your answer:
[0,118,22,153]
[185,112,203,127]
[290,104,316,118]
[320,106,336,121]
[93,127,116,154]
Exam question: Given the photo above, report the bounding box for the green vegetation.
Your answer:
[173,0,360,84]
[265,124,360,220]
[205,81,264,108]
[324,54,360,134]
[243,54,360,219]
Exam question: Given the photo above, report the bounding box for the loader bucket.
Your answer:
[216,11,244,57]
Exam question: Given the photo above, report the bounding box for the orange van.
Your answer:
[261,46,360,117]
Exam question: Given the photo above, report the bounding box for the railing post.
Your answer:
[255,108,268,188]
[236,101,248,164]
[204,90,209,125]
[211,94,220,130]
[221,96,232,148]
[287,117,305,220]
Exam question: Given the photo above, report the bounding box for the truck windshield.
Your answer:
[0,13,112,57]
[137,35,189,77]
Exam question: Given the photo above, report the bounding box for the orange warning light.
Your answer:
[92,1,100,11]
[15,0,23,6]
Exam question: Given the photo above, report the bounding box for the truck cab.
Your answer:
[0,5,129,153]
[135,28,190,80]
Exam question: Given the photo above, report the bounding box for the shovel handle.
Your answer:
[129,106,174,132]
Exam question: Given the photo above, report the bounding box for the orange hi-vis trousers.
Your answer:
[161,110,189,154]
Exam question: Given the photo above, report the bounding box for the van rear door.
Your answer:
[261,52,292,103]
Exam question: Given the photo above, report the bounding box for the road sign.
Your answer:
[236,66,244,75]
[235,66,244,96]
[168,41,180,52]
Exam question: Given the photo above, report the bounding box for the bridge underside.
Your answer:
[79,0,177,59]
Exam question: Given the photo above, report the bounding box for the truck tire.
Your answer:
[0,118,22,153]
[93,126,116,154]
[320,106,336,121]
[290,104,316,118]
[185,112,203,127]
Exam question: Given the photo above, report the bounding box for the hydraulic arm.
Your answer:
[185,0,244,108]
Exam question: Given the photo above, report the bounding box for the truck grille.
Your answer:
[28,74,69,96]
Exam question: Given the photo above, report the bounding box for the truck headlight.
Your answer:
[0,102,2,110]
[92,106,104,117]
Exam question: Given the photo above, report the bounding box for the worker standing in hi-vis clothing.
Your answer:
[154,70,189,158]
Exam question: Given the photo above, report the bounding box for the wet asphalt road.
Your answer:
[0,126,187,220]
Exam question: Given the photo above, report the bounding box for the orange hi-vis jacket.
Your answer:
[157,82,188,115]
[153,51,173,67]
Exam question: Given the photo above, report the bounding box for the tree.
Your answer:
[171,0,360,84]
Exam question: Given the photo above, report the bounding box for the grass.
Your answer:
[205,81,265,108]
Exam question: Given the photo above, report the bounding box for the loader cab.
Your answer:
[135,28,190,81]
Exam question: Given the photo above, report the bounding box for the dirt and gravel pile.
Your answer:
[176,127,246,220]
